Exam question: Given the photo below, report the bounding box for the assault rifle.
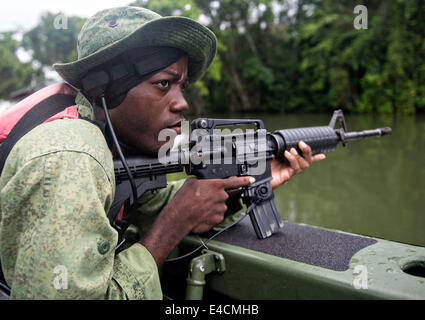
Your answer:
[113,110,391,239]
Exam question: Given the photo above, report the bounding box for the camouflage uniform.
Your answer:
[0,93,183,299]
[1,6,220,300]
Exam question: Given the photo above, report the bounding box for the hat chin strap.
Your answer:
[81,46,187,109]
[104,68,158,108]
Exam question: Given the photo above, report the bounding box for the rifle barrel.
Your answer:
[271,125,392,158]
[343,127,392,141]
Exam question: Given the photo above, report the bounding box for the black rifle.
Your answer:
[113,110,391,239]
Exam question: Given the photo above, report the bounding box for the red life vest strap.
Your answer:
[0,83,79,143]
[0,83,80,175]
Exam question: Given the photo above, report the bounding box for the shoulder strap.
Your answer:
[0,94,76,175]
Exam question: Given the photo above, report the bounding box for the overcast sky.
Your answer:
[0,0,135,32]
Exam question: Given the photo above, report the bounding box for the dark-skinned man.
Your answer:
[0,6,325,299]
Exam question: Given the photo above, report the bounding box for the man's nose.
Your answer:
[170,88,189,112]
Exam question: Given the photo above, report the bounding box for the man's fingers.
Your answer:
[298,141,326,163]
[285,150,301,174]
[288,145,309,170]
[298,141,312,163]
[312,153,326,162]
[221,175,256,190]
[298,157,310,170]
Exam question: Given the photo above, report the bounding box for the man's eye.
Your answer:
[181,81,189,91]
[157,80,170,88]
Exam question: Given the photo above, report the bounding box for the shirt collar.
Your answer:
[75,91,95,120]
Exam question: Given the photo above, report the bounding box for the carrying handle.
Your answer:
[191,118,265,133]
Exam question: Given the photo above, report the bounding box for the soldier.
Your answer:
[0,6,325,299]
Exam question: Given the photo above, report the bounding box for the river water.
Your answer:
[185,112,425,247]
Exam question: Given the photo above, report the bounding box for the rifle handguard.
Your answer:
[273,126,339,157]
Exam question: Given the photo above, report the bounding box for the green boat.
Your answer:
[160,217,425,300]
[1,218,423,300]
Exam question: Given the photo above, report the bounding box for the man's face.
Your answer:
[109,55,189,155]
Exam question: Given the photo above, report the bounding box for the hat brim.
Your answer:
[53,16,217,88]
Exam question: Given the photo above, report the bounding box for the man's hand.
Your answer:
[172,176,255,233]
[139,176,254,265]
[270,141,326,189]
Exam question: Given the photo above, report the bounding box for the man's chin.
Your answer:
[118,133,180,158]
[118,140,157,157]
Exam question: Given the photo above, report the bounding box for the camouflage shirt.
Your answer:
[0,92,184,299]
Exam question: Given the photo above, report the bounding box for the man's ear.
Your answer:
[81,69,110,99]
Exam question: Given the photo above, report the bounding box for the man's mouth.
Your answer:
[167,118,186,134]
[166,120,184,135]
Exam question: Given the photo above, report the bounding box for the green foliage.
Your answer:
[0,32,35,100]
[242,56,275,87]
[1,0,423,114]
[296,0,425,115]
[132,0,425,115]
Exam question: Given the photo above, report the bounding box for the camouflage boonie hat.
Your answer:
[53,6,217,89]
